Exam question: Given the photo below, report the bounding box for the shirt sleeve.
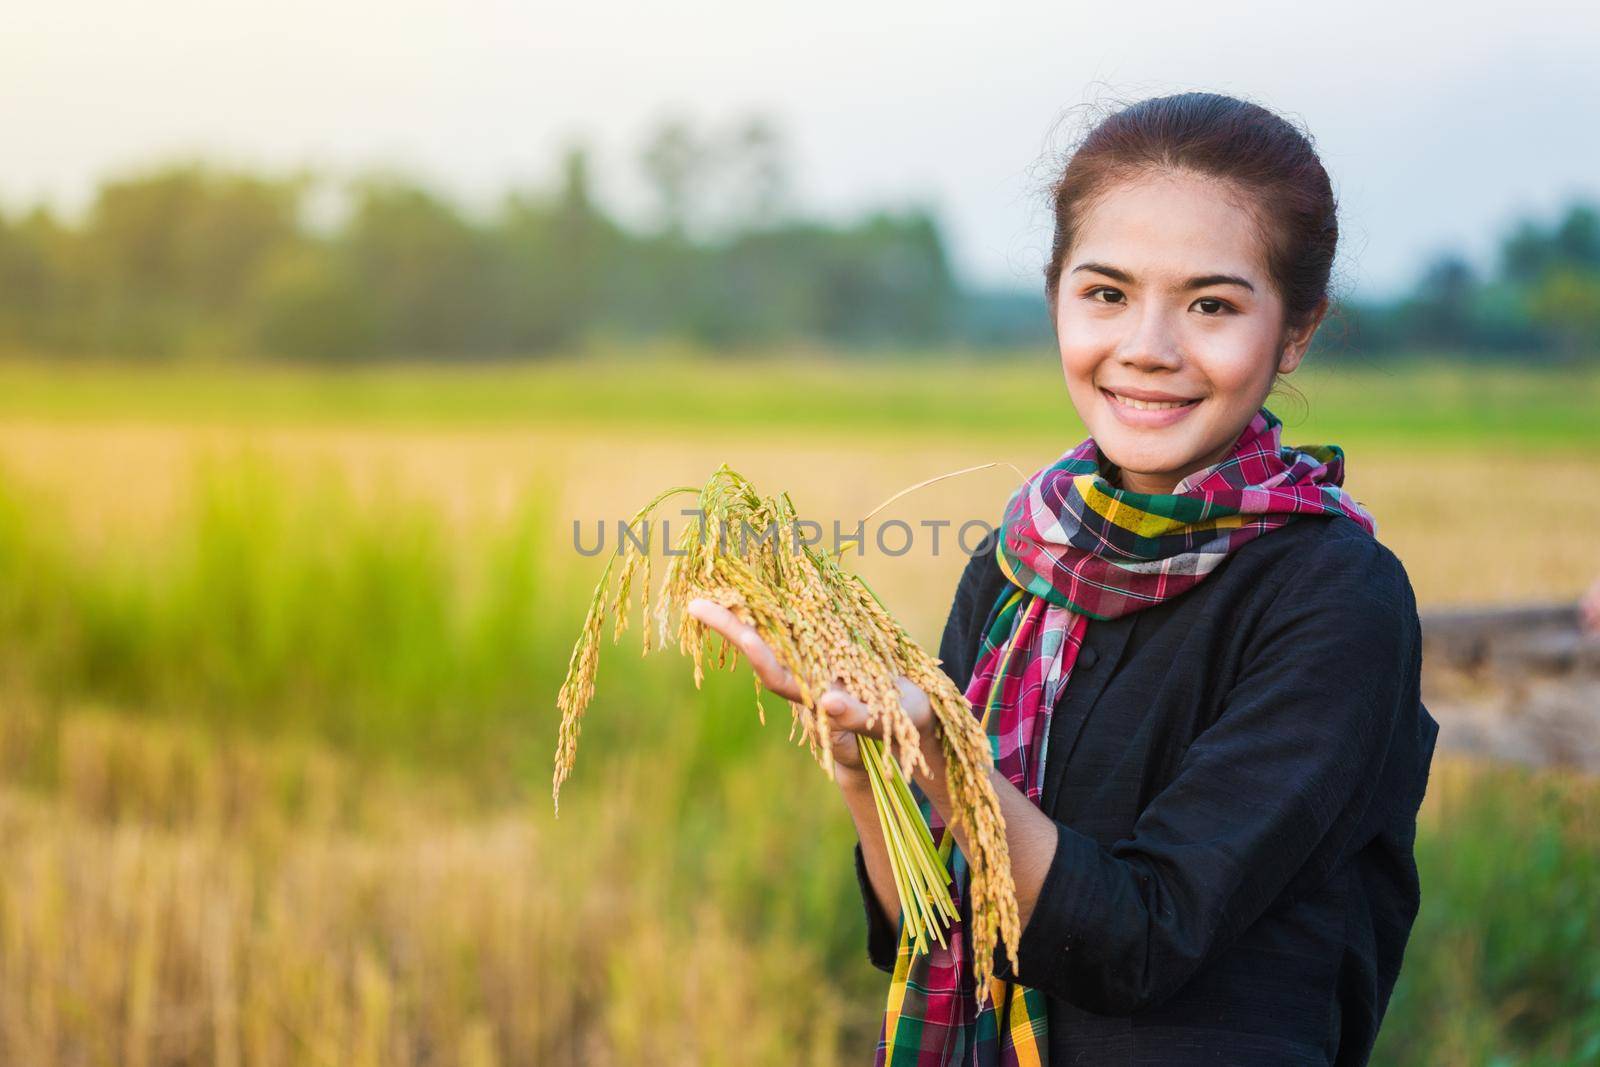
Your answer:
[988,531,1423,1014]
[855,840,904,973]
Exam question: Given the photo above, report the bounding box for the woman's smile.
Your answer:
[1100,386,1202,429]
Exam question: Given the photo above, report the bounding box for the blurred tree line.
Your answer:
[0,117,995,360]
[1336,202,1600,362]
[0,114,1595,361]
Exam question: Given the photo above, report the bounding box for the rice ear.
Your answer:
[550,465,1022,994]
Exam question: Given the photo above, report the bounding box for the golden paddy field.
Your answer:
[0,353,1595,1065]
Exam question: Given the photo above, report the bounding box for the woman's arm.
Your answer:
[839,769,904,960]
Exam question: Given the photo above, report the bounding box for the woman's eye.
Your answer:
[1087,287,1124,305]
[1194,298,1231,315]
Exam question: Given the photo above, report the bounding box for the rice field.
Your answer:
[0,352,1595,1064]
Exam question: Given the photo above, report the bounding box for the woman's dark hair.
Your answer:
[1042,92,1340,352]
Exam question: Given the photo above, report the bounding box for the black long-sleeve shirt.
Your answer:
[854,511,1439,1065]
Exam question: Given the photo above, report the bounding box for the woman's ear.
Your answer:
[1277,297,1329,374]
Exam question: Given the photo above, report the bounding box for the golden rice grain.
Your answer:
[551,464,1021,1002]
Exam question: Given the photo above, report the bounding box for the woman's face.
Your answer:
[1053,169,1324,495]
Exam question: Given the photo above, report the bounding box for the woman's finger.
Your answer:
[821,678,934,736]
[818,686,874,733]
[892,676,933,726]
[686,598,803,701]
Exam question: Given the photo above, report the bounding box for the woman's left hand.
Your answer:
[819,675,938,758]
[685,597,940,767]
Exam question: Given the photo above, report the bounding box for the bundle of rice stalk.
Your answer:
[551,463,1022,998]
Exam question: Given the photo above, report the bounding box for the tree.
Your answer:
[1498,200,1600,284]
[638,116,709,238]
[1526,266,1600,360]
[720,115,789,233]
[249,244,379,361]
[340,176,494,356]
[0,208,75,349]
[1554,203,1600,271]
[86,164,303,312]
[490,144,622,353]
[74,164,305,356]
[1405,251,1480,347]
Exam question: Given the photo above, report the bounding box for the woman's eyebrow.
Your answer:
[1070,262,1256,293]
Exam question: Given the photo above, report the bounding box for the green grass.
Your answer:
[1373,761,1600,1066]
[0,451,572,777]
[0,348,1595,451]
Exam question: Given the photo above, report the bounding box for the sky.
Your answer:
[3,0,1597,301]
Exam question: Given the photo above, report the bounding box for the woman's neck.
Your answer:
[1102,459,1179,495]
[1114,468,1184,495]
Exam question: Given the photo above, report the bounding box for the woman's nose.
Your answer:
[1116,306,1184,370]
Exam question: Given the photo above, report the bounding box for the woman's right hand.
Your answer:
[685,597,867,781]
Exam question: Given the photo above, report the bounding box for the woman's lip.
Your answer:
[1101,387,1201,428]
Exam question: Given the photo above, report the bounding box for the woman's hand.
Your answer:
[685,597,937,785]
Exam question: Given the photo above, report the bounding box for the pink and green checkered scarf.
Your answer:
[874,404,1378,1066]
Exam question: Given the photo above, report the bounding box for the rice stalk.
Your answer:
[551,463,1021,1001]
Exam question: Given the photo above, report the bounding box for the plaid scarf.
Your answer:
[874,405,1378,1066]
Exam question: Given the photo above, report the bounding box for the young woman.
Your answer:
[689,92,1438,1066]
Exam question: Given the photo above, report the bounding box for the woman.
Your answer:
[689,92,1438,1066]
